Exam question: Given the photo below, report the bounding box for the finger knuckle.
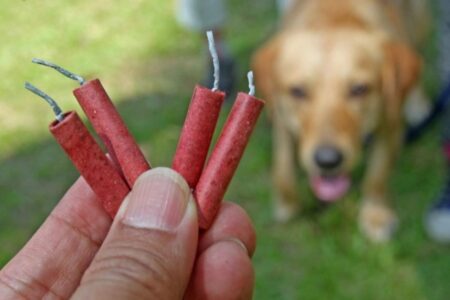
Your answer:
[83,241,176,298]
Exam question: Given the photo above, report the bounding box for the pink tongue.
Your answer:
[311,176,351,202]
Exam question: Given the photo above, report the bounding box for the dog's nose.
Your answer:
[314,146,343,170]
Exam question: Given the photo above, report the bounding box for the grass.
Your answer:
[0,1,449,299]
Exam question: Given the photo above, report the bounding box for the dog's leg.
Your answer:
[404,85,431,127]
[272,113,300,222]
[360,125,402,242]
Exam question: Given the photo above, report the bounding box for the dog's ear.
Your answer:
[382,41,422,122]
[252,35,284,109]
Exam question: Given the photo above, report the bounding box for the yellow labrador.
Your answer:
[253,0,429,242]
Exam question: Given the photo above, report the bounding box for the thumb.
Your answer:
[72,167,198,300]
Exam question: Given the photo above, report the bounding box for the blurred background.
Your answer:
[0,0,449,299]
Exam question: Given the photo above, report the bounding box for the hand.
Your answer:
[0,168,256,299]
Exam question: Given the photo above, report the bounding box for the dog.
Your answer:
[252,0,430,242]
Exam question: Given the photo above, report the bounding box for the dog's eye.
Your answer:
[289,86,308,100]
[349,84,370,98]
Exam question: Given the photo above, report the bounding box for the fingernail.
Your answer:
[223,238,250,256]
[122,168,190,231]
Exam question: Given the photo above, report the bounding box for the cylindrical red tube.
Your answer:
[172,85,225,188]
[50,112,130,218]
[195,92,264,229]
[73,79,150,187]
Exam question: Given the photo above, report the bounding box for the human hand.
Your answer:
[0,168,256,299]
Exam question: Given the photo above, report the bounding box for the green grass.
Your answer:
[1,1,449,299]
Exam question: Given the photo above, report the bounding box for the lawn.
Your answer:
[1,1,449,299]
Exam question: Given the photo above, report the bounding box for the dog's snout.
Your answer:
[314,146,343,170]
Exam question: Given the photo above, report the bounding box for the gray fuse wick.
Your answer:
[206,31,220,91]
[247,71,256,96]
[32,58,86,86]
[25,82,64,122]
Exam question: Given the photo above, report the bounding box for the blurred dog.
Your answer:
[253,0,430,242]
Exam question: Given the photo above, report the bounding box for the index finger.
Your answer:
[0,177,112,299]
